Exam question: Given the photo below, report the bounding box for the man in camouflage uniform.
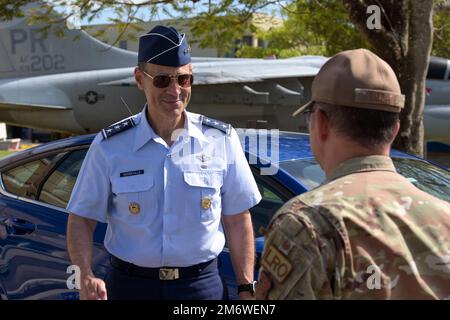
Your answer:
[256,49,450,299]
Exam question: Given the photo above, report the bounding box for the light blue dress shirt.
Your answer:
[67,107,262,267]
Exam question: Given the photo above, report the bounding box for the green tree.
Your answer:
[238,1,449,61]
[238,0,370,58]
[432,1,450,57]
[186,1,441,157]
[341,0,434,157]
[193,0,441,156]
[0,0,445,156]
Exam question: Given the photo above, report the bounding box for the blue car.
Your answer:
[0,131,449,300]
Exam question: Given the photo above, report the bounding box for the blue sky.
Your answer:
[73,2,282,26]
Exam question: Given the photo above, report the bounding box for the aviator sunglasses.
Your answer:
[304,104,315,125]
[141,70,194,88]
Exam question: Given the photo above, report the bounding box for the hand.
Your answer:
[255,271,272,300]
[80,275,108,300]
[238,291,255,300]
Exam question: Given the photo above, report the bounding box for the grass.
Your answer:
[0,150,14,159]
[0,142,38,159]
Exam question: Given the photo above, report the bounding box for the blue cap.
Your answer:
[138,25,191,67]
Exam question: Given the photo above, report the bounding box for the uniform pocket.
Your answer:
[183,171,223,222]
[112,175,154,194]
[110,175,155,224]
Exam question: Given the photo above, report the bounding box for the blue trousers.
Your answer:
[105,258,227,300]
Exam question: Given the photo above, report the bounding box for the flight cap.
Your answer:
[138,25,191,67]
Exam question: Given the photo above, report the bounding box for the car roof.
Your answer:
[246,131,314,163]
[0,130,420,168]
[0,133,96,167]
[241,131,419,164]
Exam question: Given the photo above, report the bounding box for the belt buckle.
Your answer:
[159,268,179,280]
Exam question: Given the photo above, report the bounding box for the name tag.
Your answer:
[120,170,144,177]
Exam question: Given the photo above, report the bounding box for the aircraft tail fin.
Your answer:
[0,4,137,79]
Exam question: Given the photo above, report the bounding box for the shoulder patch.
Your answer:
[101,117,136,140]
[201,116,231,135]
[261,244,293,283]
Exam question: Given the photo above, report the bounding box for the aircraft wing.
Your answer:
[98,72,263,86]
[423,105,450,143]
[0,78,73,112]
[0,101,71,111]
[99,57,326,87]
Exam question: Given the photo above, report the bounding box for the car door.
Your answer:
[0,147,108,300]
[218,167,294,299]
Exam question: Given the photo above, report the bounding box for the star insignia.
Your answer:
[201,116,231,135]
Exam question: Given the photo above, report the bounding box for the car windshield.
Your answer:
[279,157,450,202]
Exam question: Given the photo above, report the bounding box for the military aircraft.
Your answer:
[0,6,449,143]
[424,56,450,143]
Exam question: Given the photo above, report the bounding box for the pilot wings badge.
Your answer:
[196,153,211,163]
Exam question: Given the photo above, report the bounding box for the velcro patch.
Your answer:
[279,237,296,256]
[261,245,293,283]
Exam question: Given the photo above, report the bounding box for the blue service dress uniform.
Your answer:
[67,106,262,299]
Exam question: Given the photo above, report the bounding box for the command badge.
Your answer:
[201,197,212,209]
[129,202,140,214]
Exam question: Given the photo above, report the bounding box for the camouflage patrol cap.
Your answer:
[292,49,405,116]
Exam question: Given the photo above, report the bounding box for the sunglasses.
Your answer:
[141,70,193,88]
[304,105,315,125]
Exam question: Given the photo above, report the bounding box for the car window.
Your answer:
[279,159,326,190]
[1,155,57,199]
[250,176,289,237]
[392,157,450,202]
[39,149,88,208]
[280,157,450,203]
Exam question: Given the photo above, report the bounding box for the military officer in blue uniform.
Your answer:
[66,25,261,300]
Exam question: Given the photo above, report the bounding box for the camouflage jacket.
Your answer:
[260,155,450,299]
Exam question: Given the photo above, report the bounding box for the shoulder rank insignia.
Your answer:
[201,116,231,135]
[101,117,136,140]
